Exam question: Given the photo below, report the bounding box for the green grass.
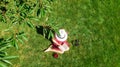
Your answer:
[0,0,120,67]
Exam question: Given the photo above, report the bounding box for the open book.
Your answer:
[58,44,69,51]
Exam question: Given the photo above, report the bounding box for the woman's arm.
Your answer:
[52,38,61,46]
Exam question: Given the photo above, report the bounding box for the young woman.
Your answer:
[44,29,70,54]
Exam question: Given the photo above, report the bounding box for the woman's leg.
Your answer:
[44,45,52,52]
[44,45,64,54]
[48,49,64,54]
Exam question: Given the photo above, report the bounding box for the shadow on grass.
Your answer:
[35,25,55,42]
[71,39,80,46]
[0,38,4,42]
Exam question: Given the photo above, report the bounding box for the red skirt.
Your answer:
[51,41,70,51]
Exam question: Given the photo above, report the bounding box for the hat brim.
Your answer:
[55,33,68,41]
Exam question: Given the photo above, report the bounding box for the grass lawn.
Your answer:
[0,0,120,67]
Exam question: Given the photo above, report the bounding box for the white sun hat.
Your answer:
[55,29,68,41]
